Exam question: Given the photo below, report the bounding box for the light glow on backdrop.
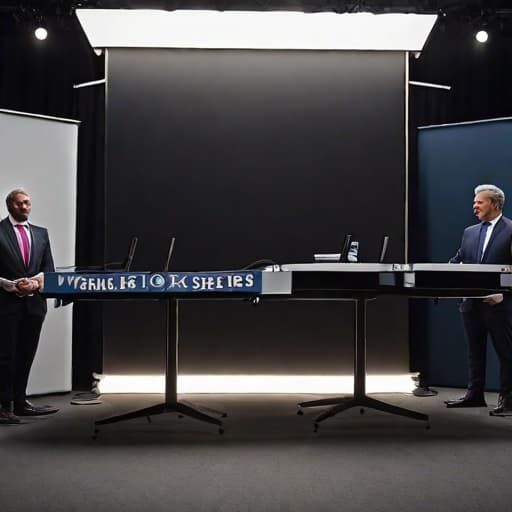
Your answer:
[95,374,416,394]
[76,10,437,51]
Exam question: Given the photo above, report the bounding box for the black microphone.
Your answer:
[340,234,352,262]
[379,235,389,263]
[163,237,176,272]
[123,236,138,271]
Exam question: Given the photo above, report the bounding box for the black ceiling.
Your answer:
[1,1,511,37]
[0,1,511,16]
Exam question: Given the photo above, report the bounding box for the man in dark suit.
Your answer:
[446,184,512,416]
[0,188,59,424]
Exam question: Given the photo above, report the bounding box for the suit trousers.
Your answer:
[462,301,512,395]
[0,307,45,406]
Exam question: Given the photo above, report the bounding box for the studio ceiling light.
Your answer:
[76,9,437,51]
[34,26,48,40]
[475,29,489,43]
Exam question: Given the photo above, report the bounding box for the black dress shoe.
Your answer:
[489,394,512,417]
[0,409,21,425]
[444,396,465,405]
[445,396,487,408]
[14,401,59,416]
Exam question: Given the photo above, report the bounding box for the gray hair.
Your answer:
[5,188,29,206]
[474,184,505,211]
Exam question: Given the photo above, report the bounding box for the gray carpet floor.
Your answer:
[1,388,512,512]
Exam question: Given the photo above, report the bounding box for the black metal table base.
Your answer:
[93,298,225,438]
[94,400,224,432]
[299,395,428,430]
[298,297,429,430]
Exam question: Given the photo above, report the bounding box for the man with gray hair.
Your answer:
[445,184,512,416]
[0,188,58,424]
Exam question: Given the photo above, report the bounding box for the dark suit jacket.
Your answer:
[450,215,512,312]
[0,217,55,316]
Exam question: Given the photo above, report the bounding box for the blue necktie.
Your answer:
[476,221,491,262]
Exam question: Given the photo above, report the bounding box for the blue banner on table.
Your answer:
[43,272,262,294]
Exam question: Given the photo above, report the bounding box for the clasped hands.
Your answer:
[0,275,42,296]
[14,277,40,296]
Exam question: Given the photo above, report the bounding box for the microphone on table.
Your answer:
[340,234,352,262]
[123,236,138,271]
[163,237,176,272]
[378,235,389,263]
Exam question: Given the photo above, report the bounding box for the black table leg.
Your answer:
[299,297,429,429]
[94,298,225,436]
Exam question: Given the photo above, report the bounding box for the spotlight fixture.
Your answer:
[34,26,48,40]
[475,29,489,43]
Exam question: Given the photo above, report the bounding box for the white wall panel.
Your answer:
[0,109,78,394]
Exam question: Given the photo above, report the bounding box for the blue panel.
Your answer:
[44,271,262,295]
[417,118,512,390]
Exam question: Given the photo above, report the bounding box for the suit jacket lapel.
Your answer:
[28,224,42,275]
[482,217,505,263]
[471,226,481,262]
[0,218,26,272]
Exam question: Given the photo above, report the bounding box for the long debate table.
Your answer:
[281,263,422,428]
[280,262,512,430]
[43,270,292,435]
[42,263,512,433]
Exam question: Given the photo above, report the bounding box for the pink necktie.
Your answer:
[15,225,30,268]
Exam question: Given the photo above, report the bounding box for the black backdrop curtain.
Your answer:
[71,84,105,389]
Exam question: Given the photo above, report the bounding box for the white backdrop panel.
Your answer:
[0,110,78,394]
